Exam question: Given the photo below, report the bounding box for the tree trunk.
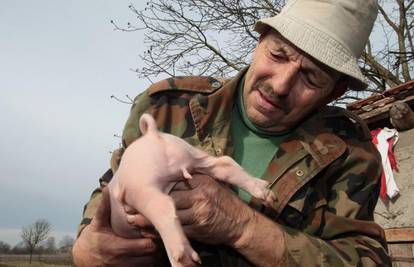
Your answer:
[397,0,412,82]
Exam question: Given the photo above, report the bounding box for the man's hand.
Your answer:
[72,188,162,267]
[123,174,286,266]
[170,174,257,248]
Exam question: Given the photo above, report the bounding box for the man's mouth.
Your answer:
[255,90,283,112]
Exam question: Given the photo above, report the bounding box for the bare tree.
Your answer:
[21,219,51,263]
[111,0,285,81]
[0,240,11,254]
[11,241,26,255]
[58,235,75,253]
[112,0,413,102]
[360,1,414,88]
[44,236,57,253]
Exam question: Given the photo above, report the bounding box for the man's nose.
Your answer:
[271,63,300,96]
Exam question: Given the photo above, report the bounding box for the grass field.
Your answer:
[0,254,74,267]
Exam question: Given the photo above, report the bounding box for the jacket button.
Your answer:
[296,170,304,177]
[210,80,222,89]
[319,146,328,155]
[215,148,223,155]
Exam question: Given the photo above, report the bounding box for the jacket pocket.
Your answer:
[281,183,328,231]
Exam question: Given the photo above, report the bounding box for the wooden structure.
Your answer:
[347,81,414,266]
[346,80,414,129]
[385,228,414,266]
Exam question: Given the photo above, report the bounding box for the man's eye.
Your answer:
[302,70,322,88]
[270,52,286,61]
[307,78,318,87]
[305,74,314,84]
[304,74,321,88]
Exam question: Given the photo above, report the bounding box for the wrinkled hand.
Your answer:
[72,188,162,267]
[170,174,256,248]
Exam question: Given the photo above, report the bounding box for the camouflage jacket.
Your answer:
[79,69,390,266]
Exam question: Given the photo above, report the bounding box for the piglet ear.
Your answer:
[139,113,158,135]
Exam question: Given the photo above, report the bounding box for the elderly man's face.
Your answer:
[243,30,341,132]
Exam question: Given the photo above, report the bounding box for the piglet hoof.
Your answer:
[263,190,277,207]
[249,179,276,207]
[170,245,201,267]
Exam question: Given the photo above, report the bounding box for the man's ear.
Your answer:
[258,27,272,43]
[258,33,266,43]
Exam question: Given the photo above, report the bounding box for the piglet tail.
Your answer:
[139,113,158,135]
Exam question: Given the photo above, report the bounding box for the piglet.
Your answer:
[108,113,276,267]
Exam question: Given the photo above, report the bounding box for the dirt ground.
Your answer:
[374,127,414,229]
[0,254,73,267]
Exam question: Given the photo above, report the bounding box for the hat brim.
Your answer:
[254,16,368,91]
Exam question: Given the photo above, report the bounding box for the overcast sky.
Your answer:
[0,1,150,246]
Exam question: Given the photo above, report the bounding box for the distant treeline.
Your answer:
[0,235,74,255]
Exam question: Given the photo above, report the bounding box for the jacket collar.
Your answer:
[189,68,247,142]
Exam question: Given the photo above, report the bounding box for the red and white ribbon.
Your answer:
[371,128,399,200]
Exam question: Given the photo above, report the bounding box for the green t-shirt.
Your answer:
[231,78,290,202]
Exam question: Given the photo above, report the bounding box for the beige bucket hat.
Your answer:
[254,0,378,90]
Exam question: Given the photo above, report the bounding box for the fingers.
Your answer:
[175,208,196,226]
[123,204,137,215]
[73,225,160,266]
[140,229,160,239]
[171,179,193,191]
[92,187,111,229]
[171,173,213,191]
[126,214,153,229]
[117,237,159,257]
[169,189,194,210]
[74,189,163,267]
[124,213,160,239]
[125,214,149,227]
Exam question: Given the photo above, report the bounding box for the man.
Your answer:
[73,0,391,266]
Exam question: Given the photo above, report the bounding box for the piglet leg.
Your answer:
[197,155,276,206]
[128,187,201,267]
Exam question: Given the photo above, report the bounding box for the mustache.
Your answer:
[251,80,290,113]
